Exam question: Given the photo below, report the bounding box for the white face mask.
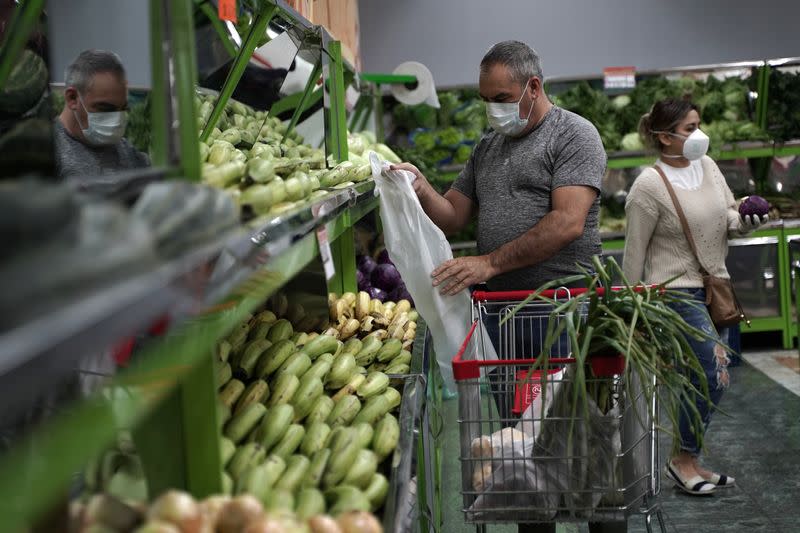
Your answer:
[658,128,709,161]
[74,95,127,146]
[485,80,535,137]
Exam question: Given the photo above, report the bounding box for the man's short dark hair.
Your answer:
[64,49,126,93]
[480,40,543,85]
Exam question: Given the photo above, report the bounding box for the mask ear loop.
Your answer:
[651,129,687,159]
[517,79,536,124]
[72,93,90,131]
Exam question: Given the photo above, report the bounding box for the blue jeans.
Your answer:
[668,288,730,457]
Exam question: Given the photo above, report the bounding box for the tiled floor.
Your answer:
[440,354,800,533]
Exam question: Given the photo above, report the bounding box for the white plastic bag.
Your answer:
[370,153,497,391]
[515,368,565,437]
[468,427,558,522]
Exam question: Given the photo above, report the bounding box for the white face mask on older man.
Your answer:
[74,94,128,146]
[485,80,535,137]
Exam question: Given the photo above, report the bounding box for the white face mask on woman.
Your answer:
[73,94,128,146]
[485,80,535,137]
[657,128,710,161]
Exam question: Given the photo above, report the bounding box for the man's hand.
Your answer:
[740,213,769,233]
[431,256,496,296]
[388,161,474,236]
[389,162,433,199]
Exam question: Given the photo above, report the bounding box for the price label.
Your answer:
[603,66,636,90]
[218,0,237,22]
[316,225,335,280]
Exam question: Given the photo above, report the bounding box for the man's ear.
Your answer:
[64,87,79,110]
[529,77,541,98]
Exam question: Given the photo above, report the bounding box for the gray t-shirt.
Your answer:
[53,119,149,179]
[451,106,606,291]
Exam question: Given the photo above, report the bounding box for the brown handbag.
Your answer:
[654,165,747,328]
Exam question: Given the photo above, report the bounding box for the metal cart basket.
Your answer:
[452,288,666,532]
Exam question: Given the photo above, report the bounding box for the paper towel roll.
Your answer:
[390,61,440,109]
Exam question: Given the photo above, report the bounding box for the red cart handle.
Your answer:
[472,287,592,302]
[472,285,658,302]
[451,319,625,380]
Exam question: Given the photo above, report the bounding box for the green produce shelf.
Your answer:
[0,1,437,529]
[607,141,792,170]
[0,181,386,528]
[361,73,418,85]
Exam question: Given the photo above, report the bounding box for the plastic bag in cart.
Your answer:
[370,153,497,391]
[515,367,565,438]
[531,365,622,518]
[468,427,558,522]
[468,366,623,521]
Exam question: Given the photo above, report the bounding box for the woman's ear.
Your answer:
[658,132,673,147]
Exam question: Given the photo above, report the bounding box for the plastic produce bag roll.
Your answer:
[370,152,497,392]
[390,61,440,109]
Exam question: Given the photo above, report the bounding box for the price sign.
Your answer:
[316,225,336,281]
[218,0,237,23]
[603,66,636,90]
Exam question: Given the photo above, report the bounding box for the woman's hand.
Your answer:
[740,214,769,233]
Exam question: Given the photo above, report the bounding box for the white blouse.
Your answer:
[656,159,704,191]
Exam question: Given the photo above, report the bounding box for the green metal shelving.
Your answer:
[0,1,429,530]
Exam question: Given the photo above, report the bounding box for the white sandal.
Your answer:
[665,462,716,496]
[706,472,736,488]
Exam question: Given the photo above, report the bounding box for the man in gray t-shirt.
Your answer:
[392,42,620,533]
[54,49,148,179]
[392,41,606,294]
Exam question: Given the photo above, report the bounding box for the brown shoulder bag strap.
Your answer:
[653,164,710,276]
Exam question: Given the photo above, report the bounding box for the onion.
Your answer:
[356,254,377,276]
[356,270,370,292]
[133,522,182,533]
[198,495,231,529]
[83,524,119,533]
[375,249,392,265]
[84,493,143,532]
[336,511,383,533]
[69,500,85,533]
[370,264,401,292]
[366,286,387,302]
[388,285,413,305]
[216,495,264,533]
[147,490,202,533]
[242,515,287,533]
[307,515,343,533]
[739,195,770,217]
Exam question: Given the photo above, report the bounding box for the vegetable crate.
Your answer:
[452,289,666,532]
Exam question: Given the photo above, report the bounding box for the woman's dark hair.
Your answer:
[638,98,699,151]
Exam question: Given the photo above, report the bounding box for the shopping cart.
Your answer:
[453,288,666,532]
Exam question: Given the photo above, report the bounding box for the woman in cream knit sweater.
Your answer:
[623,98,767,496]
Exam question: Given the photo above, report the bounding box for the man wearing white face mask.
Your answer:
[391,41,615,533]
[391,40,606,296]
[54,49,148,178]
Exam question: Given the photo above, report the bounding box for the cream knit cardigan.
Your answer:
[623,156,748,288]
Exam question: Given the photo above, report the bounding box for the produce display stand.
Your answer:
[790,238,800,357]
[0,1,436,531]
